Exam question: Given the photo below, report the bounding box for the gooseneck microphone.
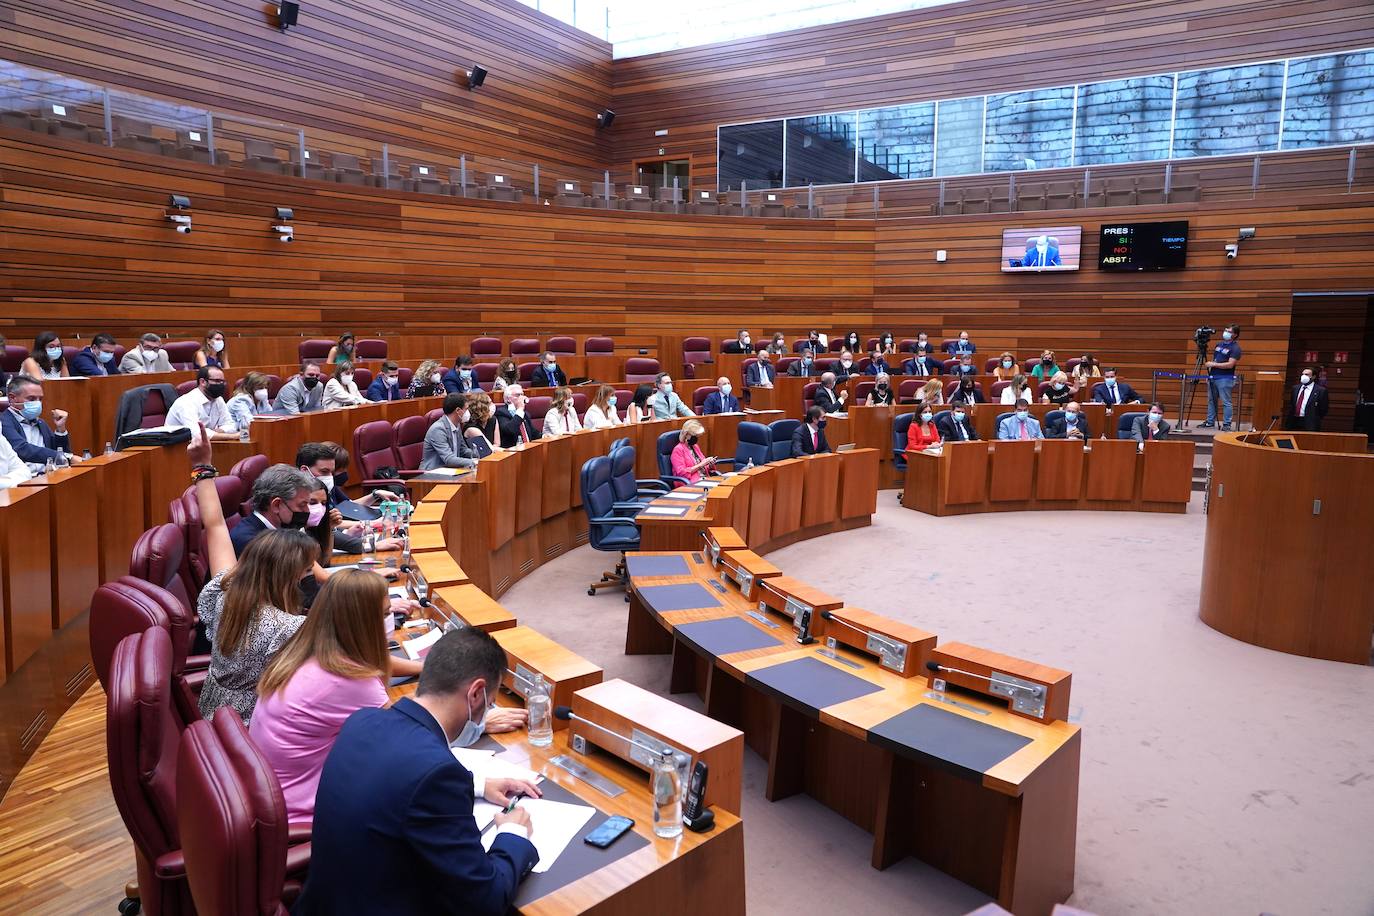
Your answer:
[553,706,668,759]
[1260,413,1281,438]
[925,661,1043,698]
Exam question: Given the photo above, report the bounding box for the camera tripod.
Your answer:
[1180,341,1209,429]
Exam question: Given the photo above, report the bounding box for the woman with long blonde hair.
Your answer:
[409,359,445,398]
[542,386,582,437]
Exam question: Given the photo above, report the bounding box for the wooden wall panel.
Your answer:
[0,0,612,174]
[610,0,1374,190]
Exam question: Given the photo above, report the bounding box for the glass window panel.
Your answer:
[983,86,1074,172]
[1074,75,1174,165]
[1172,63,1284,158]
[857,102,934,181]
[785,113,856,186]
[1282,51,1374,148]
[934,96,984,177]
[718,120,783,191]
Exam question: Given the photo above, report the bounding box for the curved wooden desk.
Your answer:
[1200,431,1374,664]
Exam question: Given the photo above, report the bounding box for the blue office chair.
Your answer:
[656,431,693,488]
[892,413,915,470]
[932,409,952,429]
[735,421,771,467]
[1044,409,1064,435]
[768,419,801,462]
[995,411,1015,436]
[608,437,630,454]
[1117,412,1146,440]
[580,455,642,596]
[608,444,669,510]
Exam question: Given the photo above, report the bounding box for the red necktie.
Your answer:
[518,418,529,443]
[1297,385,1309,416]
[812,429,818,449]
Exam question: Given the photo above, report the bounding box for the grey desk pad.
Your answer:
[388,648,417,688]
[511,775,651,906]
[676,617,783,657]
[625,554,692,577]
[745,656,883,715]
[867,703,1033,776]
[637,582,722,613]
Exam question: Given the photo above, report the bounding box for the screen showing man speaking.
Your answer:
[1000,226,1082,272]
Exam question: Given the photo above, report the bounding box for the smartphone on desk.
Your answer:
[584,815,634,848]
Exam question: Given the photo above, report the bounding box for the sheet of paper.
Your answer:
[425,467,467,477]
[451,747,544,787]
[402,624,443,660]
[482,798,596,873]
[662,491,703,500]
[642,505,689,516]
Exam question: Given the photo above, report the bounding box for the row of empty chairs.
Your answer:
[934,174,1202,215]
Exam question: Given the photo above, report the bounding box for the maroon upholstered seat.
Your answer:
[1022,358,1041,373]
[517,362,539,384]
[107,627,195,916]
[984,357,1002,373]
[944,379,965,398]
[425,408,443,425]
[509,338,540,356]
[94,576,205,726]
[297,339,332,361]
[854,381,875,403]
[624,358,660,384]
[263,374,285,399]
[682,337,711,366]
[229,455,269,493]
[941,339,959,354]
[177,708,310,916]
[990,380,1012,400]
[163,341,200,369]
[692,385,716,413]
[393,415,428,472]
[130,524,196,616]
[470,337,502,357]
[1,344,28,373]
[173,477,244,593]
[355,338,388,359]
[899,339,919,353]
[353,420,405,483]
[943,358,961,373]
[176,379,198,396]
[571,392,590,415]
[777,357,799,375]
[802,382,820,411]
[396,367,414,389]
[547,336,576,355]
[525,396,552,434]
[584,336,614,354]
[473,363,498,390]
[352,367,373,391]
[897,378,923,402]
[141,389,172,428]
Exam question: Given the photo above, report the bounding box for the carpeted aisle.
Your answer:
[501,491,1374,916]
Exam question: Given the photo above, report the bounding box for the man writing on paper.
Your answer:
[296,628,541,915]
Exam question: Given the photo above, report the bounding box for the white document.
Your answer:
[642,505,688,516]
[662,490,703,500]
[402,625,443,660]
[482,798,596,873]
[452,748,544,787]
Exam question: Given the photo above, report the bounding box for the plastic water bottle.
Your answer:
[652,750,683,838]
[104,441,114,455]
[44,457,56,474]
[744,457,754,471]
[239,417,251,442]
[81,449,92,461]
[526,674,553,748]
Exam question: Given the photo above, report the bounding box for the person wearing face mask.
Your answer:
[1131,402,1172,443]
[955,354,978,378]
[901,348,941,377]
[1045,401,1091,440]
[323,360,367,409]
[275,360,326,414]
[911,333,934,357]
[462,391,501,452]
[787,346,820,378]
[365,359,406,401]
[724,329,755,355]
[791,405,833,457]
[492,357,520,393]
[998,399,1044,440]
[21,331,70,380]
[296,442,402,553]
[1202,324,1243,431]
[68,332,122,377]
[670,419,717,486]
[1071,353,1101,384]
[702,376,740,415]
[833,350,858,383]
[1090,368,1142,405]
[906,406,943,452]
[944,331,976,357]
[167,365,239,438]
[229,463,320,556]
[766,333,789,357]
[745,351,777,388]
[863,348,890,377]
[877,332,896,355]
[326,333,356,366]
[650,372,694,419]
[495,384,538,447]
[582,384,622,428]
[226,370,275,432]
[866,373,896,406]
[541,386,582,437]
[530,351,567,389]
[1001,373,1035,405]
[993,351,1019,381]
[195,329,229,369]
[422,393,481,470]
[813,371,848,414]
[1041,371,1074,406]
[936,404,979,442]
[443,355,480,394]
[842,331,862,355]
[1286,366,1328,431]
[409,359,446,398]
[3,375,75,472]
[1030,349,1061,382]
[950,377,986,404]
[118,332,173,373]
[294,627,541,916]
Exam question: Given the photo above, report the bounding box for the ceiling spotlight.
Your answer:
[460,65,488,90]
[275,207,294,221]
[596,109,616,129]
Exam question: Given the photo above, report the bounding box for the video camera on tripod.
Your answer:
[1193,326,1215,349]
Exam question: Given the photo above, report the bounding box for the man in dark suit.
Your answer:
[744,352,776,388]
[833,350,859,382]
[791,405,832,457]
[294,628,540,916]
[787,346,819,377]
[701,377,740,414]
[1131,403,1173,443]
[1286,368,1328,431]
[813,372,847,414]
[494,384,537,447]
[67,332,121,376]
[529,351,568,389]
[722,330,754,355]
[935,405,980,442]
[230,463,317,556]
[442,356,480,394]
[949,378,986,404]
[902,352,941,376]
[863,347,891,377]
[2,375,75,472]
[1044,401,1092,439]
[1091,368,1141,406]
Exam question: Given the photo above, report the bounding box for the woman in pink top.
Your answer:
[669,419,716,487]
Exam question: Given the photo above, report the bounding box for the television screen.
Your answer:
[1098,221,1189,271]
[1000,226,1081,272]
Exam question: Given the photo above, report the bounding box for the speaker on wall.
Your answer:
[276,0,300,31]
[596,109,616,129]
[461,65,488,89]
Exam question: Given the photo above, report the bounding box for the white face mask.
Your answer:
[921,411,933,422]
[1301,374,1312,384]
[721,384,732,396]
[385,375,398,386]
[316,473,334,492]
[340,372,353,386]
[741,337,750,345]
[431,372,443,384]
[210,339,224,352]
[253,388,268,403]
[953,411,965,422]
[1065,411,1078,421]
[143,348,159,360]
[1149,412,1163,424]
[460,410,471,424]
[1052,382,1064,391]
[661,383,673,394]
[841,359,852,368]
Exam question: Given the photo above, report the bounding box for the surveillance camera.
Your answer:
[1238,227,1256,240]
[1224,244,1238,259]
[272,224,294,242]
[278,232,293,243]
[175,224,192,235]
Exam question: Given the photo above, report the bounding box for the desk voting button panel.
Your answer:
[867,703,1032,777]
[745,656,883,716]
[676,617,784,657]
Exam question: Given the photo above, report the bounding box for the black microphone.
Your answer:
[553,706,669,759]
[1261,413,1281,438]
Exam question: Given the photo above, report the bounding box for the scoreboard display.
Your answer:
[1098,221,1189,271]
